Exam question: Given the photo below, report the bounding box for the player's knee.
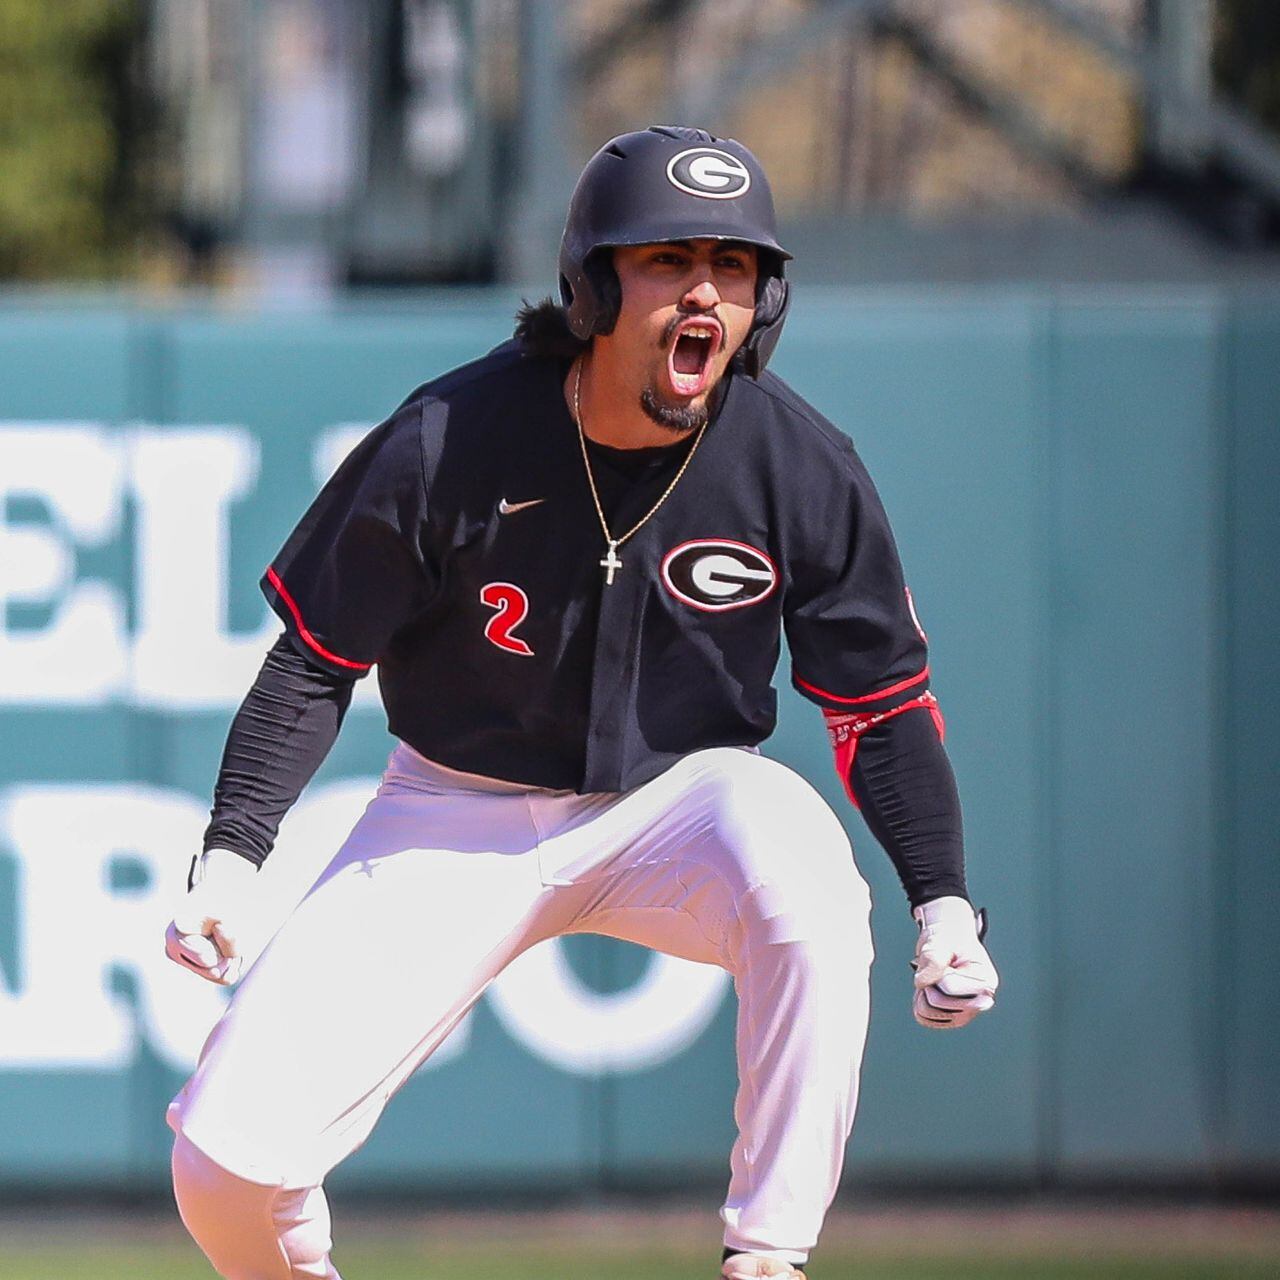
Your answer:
[172,1134,335,1279]
[172,1133,240,1247]
[734,883,870,968]
[729,836,870,966]
[274,1183,337,1276]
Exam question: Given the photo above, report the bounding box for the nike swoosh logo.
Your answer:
[497,497,545,516]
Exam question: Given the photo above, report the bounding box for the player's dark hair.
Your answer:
[513,297,588,359]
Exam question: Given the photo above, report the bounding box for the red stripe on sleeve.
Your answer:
[794,666,929,706]
[264,566,373,672]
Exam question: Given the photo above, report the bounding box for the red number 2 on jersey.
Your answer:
[480,582,535,657]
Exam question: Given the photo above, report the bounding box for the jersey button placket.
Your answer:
[582,538,648,792]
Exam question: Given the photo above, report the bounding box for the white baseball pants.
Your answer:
[169,744,873,1278]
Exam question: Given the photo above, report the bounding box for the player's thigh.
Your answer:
[234,783,547,1032]
[172,785,553,1183]
[575,748,873,969]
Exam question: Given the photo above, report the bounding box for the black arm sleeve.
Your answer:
[847,707,969,910]
[202,635,356,866]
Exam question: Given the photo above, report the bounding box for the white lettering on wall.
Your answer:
[0,784,223,1069]
[0,421,385,711]
[127,428,280,708]
[0,425,128,703]
[313,423,370,484]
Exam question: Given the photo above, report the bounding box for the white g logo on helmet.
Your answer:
[666,147,752,200]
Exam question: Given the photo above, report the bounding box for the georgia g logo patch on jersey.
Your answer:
[661,539,778,612]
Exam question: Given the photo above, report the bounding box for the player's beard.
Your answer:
[638,384,710,433]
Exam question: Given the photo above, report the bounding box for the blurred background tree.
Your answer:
[0,0,153,279]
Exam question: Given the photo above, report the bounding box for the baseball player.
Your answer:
[165,126,998,1280]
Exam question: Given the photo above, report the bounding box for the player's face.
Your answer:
[610,239,758,431]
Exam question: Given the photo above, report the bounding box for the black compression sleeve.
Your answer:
[202,635,355,866]
[848,709,969,909]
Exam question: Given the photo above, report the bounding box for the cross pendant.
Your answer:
[600,541,622,585]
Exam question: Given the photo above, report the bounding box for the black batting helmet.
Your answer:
[558,126,792,378]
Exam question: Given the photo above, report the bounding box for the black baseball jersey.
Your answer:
[261,339,928,794]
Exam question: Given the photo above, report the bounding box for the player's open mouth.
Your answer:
[667,318,722,398]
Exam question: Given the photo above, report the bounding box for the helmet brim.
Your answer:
[579,222,791,262]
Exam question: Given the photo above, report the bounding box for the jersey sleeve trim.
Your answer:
[264,566,374,672]
[793,666,929,707]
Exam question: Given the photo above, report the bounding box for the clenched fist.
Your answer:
[164,848,260,986]
[911,896,998,1029]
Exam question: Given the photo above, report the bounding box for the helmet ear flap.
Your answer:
[586,250,621,337]
[739,275,790,378]
[755,273,788,329]
[560,249,621,340]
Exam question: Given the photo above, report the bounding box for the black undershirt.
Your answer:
[584,432,696,529]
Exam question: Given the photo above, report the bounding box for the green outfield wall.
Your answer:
[0,288,1275,1194]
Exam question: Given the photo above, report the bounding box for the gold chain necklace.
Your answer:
[573,358,709,585]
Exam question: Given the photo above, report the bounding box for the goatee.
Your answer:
[639,386,709,434]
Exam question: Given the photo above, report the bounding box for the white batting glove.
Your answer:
[164,848,260,986]
[911,896,998,1030]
